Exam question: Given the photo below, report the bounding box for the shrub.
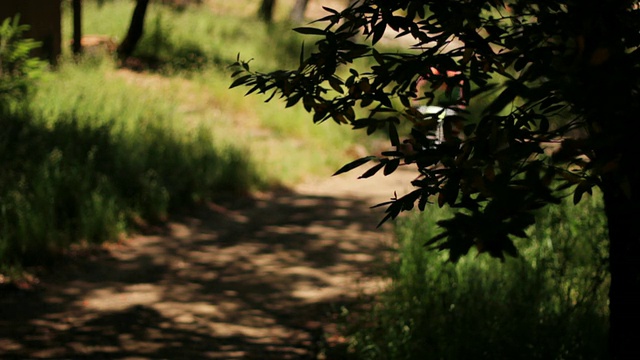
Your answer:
[344,195,609,359]
[0,15,44,108]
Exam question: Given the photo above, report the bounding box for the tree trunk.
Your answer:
[592,5,640,358]
[258,0,276,23]
[289,0,308,23]
[568,3,640,355]
[72,0,82,55]
[602,148,640,359]
[117,0,150,60]
[592,55,640,360]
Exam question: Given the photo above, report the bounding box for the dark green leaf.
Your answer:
[418,190,431,211]
[229,75,252,89]
[384,158,400,175]
[381,150,403,157]
[359,161,385,179]
[333,156,377,176]
[293,27,326,35]
[328,77,344,94]
[573,181,593,205]
[286,93,303,108]
[321,6,339,15]
[230,69,245,78]
[388,122,400,146]
[372,22,386,45]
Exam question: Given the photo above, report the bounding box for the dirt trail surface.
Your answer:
[0,169,416,359]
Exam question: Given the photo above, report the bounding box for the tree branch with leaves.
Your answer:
[230,1,640,357]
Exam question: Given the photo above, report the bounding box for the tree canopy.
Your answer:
[230,1,640,357]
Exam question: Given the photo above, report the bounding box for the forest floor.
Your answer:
[0,168,416,359]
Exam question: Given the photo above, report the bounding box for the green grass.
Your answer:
[1,0,374,273]
[68,0,372,185]
[1,57,259,267]
[65,0,315,73]
[342,194,610,359]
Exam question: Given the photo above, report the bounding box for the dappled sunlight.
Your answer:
[84,284,163,311]
[0,169,416,358]
[0,1,422,357]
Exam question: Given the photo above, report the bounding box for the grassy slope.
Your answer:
[71,0,369,185]
[1,0,371,272]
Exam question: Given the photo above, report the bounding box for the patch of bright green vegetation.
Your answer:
[66,0,314,73]
[343,194,609,359]
[70,0,370,185]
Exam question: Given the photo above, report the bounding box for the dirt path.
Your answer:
[0,169,416,359]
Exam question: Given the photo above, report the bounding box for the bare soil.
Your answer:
[0,169,416,359]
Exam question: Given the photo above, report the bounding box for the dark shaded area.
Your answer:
[0,0,61,64]
[0,187,392,358]
[0,108,254,265]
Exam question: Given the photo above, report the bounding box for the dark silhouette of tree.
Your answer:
[72,0,82,55]
[258,0,276,23]
[231,1,640,358]
[117,0,149,60]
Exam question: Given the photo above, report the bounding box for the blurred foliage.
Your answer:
[0,16,45,109]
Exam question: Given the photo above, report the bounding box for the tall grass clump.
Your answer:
[344,194,610,359]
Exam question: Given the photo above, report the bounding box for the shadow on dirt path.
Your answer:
[0,170,416,359]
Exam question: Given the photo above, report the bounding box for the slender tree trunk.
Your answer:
[72,0,82,55]
[289,0,308,23]
[117,0,150,60]
[258,0,276,23]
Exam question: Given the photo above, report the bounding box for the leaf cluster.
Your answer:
[0,16,44,108]
[230,0,640,261]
